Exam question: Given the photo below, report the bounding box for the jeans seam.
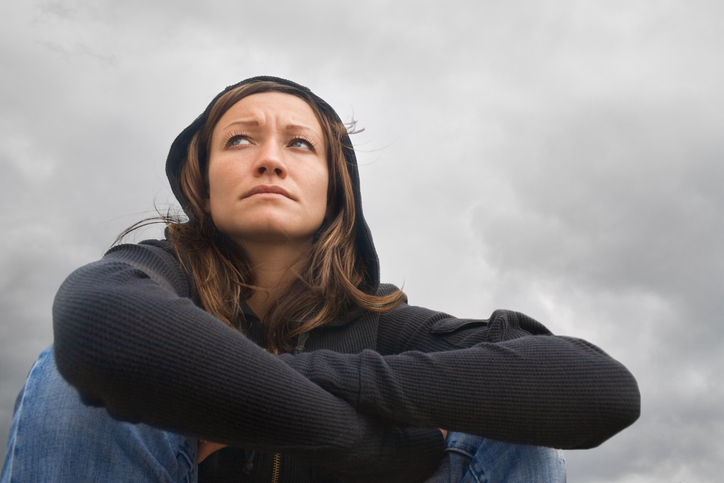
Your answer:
[177,439,197,483]
[444,447,477,459]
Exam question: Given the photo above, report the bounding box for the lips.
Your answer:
[243,184,293,199]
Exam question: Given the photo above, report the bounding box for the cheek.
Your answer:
[207,155,239,195]
[206,166,234,217]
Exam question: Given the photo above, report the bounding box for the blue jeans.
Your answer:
[424,433,566,483]
[2,347,565,482]
[1,346,196,482]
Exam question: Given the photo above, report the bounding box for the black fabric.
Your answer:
[53,78,640,482]
[53,240,640,482]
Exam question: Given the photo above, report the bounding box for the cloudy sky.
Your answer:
[1,0,722,481]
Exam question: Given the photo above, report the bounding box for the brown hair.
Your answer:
[167,81,403,353]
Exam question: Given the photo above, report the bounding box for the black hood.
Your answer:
[165,76,380,293]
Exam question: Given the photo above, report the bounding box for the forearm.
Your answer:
[282,331,640,449]
[51,255,405,469]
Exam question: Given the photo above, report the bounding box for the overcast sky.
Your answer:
[1,1,722,481]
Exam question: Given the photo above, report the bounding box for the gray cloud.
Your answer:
[2,1,723,481]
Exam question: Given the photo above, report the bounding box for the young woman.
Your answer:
[2,76,640,482]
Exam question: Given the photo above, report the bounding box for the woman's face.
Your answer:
[206,92,329,251]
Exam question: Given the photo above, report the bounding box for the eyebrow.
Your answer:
[285,123,315,132]
[220,120,321,137]
[221,120,259,129]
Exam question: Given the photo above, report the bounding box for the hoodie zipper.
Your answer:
[270,453,281,483]
[268,350,281,483]
[268,334,308,483]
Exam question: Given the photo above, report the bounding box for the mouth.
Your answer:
[243,184,293,200]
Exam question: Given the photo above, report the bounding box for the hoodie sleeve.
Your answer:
[281,303,641,450]
[52,241,443,481]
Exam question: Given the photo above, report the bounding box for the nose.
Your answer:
[252,141,287,179]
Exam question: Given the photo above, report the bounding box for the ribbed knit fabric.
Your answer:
[285,310,640,449]
[52,76,639,482]
[53,241,444,482]
[53,240,639,482]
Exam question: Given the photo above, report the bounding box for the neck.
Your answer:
[241,240,311,319]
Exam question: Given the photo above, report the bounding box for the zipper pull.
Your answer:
[243,449,256,475]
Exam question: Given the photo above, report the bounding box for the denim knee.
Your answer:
[2,346,197,483]
[425,432,566,483]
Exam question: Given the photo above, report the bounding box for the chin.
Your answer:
[222,225,316,246]
[218,215,323,244]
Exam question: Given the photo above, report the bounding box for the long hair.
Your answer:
[166,81,404,353]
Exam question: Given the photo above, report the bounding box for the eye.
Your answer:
[228,135,251,147]
[289,137,315,152]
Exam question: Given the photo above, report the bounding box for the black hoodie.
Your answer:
[53,77,640,483]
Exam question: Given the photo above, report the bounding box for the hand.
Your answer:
[439,429,448,441]
[197,440,227,463]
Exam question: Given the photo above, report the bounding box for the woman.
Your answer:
[2,76,640,482]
